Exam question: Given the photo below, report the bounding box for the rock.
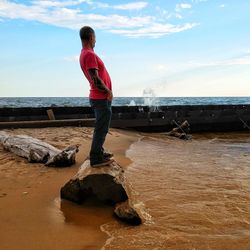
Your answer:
[61,160,149,225]
[61,160,128,205]
[114,200,141,225]
[0,131,79,167]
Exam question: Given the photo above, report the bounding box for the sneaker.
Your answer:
[91,158,114,168]
[103,151,114,159]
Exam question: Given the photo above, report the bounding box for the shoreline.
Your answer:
[0,127,139,250]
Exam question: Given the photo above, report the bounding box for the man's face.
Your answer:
[90,33,96,49]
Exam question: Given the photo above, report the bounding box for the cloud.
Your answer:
[109,22,198,38]
[219,4,225,8]
[94,1,148,11]
[162,54,250,77]
[0,0,197,38]
[179,3,192,9]
[176,3,192,12]
[0,1,150,28]
[187,55,250,68]
[191,0,208,3]
[222,57,250,66]
[113,2,148,10]
[33,0,148,10]
[175,13,183,19]
[32,0,92,8]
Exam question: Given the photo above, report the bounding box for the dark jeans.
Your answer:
[89,99,112,164]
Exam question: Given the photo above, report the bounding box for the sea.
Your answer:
[0,97,250,108]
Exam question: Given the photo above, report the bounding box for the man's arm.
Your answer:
[88,68,113,101]
[88,68,110,94]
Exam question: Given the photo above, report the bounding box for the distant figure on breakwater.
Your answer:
[79,26,114,167]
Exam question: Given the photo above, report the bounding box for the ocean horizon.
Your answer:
[1,97,250,108]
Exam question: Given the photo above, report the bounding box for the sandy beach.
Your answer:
[0,127,250,250]
[0,127,138,250]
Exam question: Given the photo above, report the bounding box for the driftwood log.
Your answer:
[165,120,192,140]
[61,160,150,225]
[0,131,79,167]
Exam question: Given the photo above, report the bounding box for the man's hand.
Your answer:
[88,68,110,93]
[88,68,113,101]
[107,90,113,101]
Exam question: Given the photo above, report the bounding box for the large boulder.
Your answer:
[60,160,148,224]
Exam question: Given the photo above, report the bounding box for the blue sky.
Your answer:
[0,0,250,97]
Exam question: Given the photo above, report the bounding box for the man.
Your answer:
[79,26,114,167]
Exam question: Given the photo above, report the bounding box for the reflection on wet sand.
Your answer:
[60,198,114,227]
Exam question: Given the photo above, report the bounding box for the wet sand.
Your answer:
[1,128,250,250]
[0,127,138,250]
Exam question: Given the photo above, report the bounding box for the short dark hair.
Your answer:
[79,26,95,41]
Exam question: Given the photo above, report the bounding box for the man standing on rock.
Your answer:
[79,26,114,167]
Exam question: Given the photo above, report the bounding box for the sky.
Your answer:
[0,0,250,97]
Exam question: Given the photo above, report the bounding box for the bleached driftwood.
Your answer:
[0,131,79,167]
[165,120,192,140]
[61,160,150,224]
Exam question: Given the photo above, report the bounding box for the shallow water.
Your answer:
[102,133,250,249]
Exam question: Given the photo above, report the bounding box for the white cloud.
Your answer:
[219,4,225,8]
[191,0,208,3]
[180,3,192,9]
[93,1,148,10]
[223,57,250,66]
[176,3,192,12]
[175,13,183,19]
[32,0,92,8]
[161,54,250,77]
[51,1,149,10]
[113,2,148,10]
[187,55,250,68]
[0,0,197,38]
[109,22,198,38]
[0,1,150,29]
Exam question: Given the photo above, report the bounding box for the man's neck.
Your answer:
[82,43,93,50]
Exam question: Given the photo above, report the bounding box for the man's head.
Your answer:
[79,26,96,49]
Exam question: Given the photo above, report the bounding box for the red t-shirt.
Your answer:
[79,48,112,99]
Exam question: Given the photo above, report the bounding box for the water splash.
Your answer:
[142,88,160,111]
[128,100,136,106]
[143,88,155,106]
